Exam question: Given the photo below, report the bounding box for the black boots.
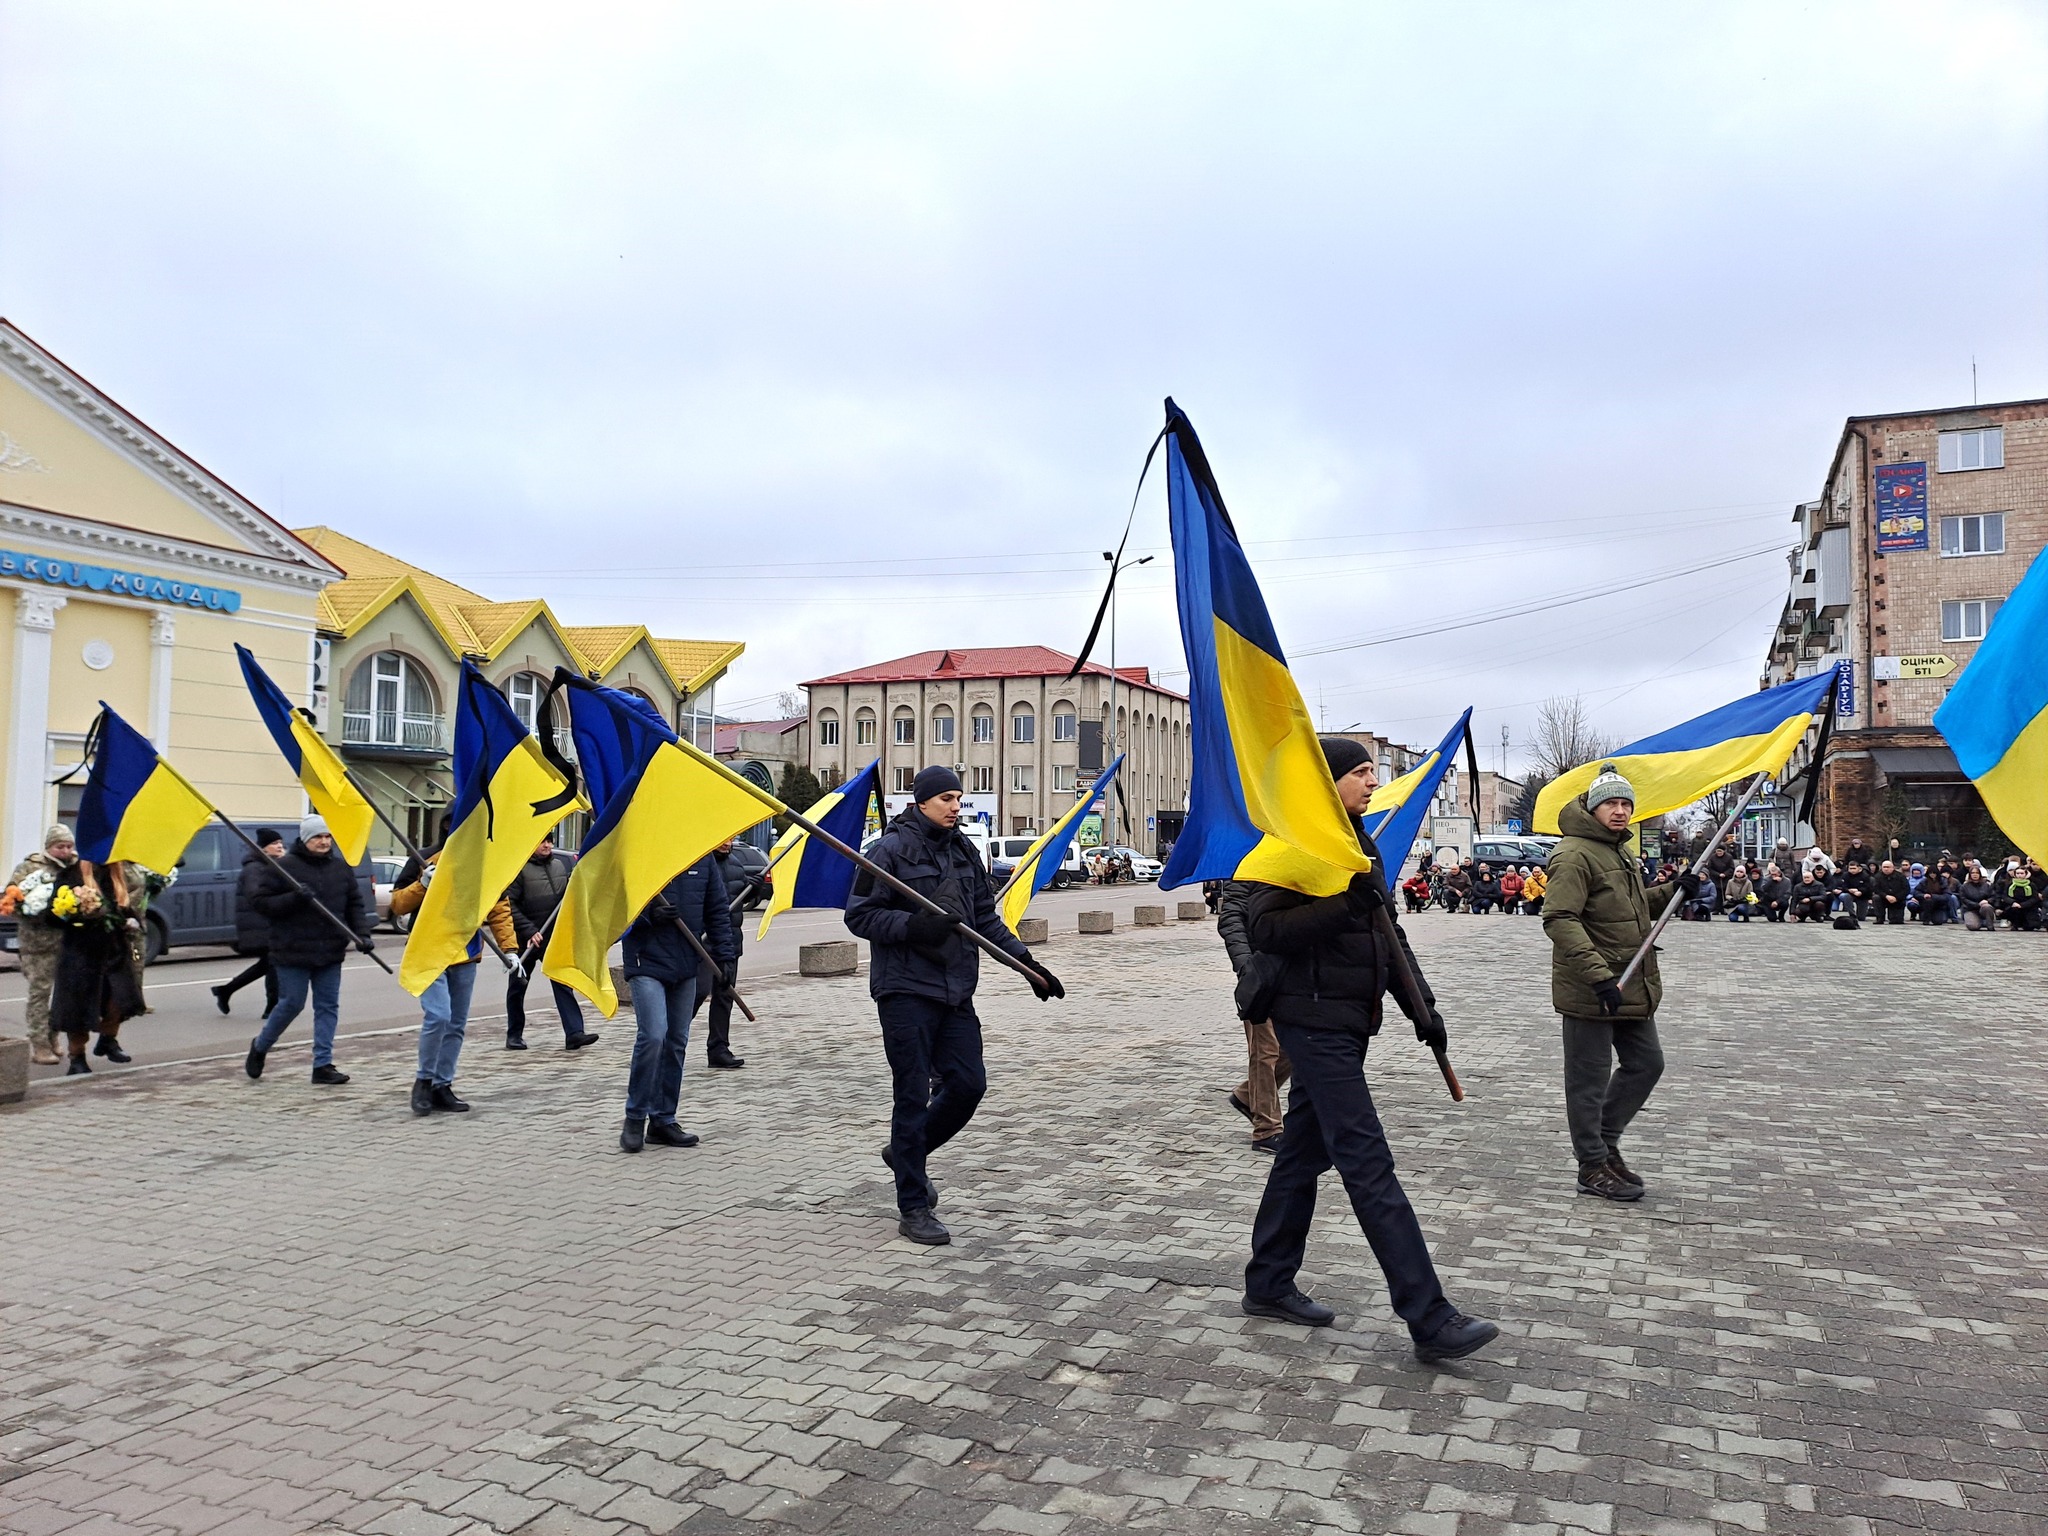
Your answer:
[92,1036,131,1064]
[411,1078,434,1116]
[311,1064,350,1085]
[212,985,232,1015]
[504,1033,529,1051]
[881,1145,939,1210]
[897,1207,950,1246]
[620,1115,645,1153]
[1413,1312,1501,1363]
[245,1042,266,1079]
[707,1048,745,1069]
[646,1121,699,1147]
[65,1056,89,1076]
[430,1085,470,1113]
[1241,1289,1336,1327]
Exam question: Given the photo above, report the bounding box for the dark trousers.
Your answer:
[1561,1014,1664,1166]
[219,954,277,1016]
[705,955,739,1058]
[506,967,586,1042]
[1246,1022,1454,1337]
[877,994,987,1213]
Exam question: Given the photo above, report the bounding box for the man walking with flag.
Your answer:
[846,766,1062,1247]
[246,815,376,1086]
[619,849,735,1152]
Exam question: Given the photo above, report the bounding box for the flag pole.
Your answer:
[662,910,757,1023]
[1614,768,1774,992]
[343,769,517,972]
[212,811,395,977]
[1368,907,1464,1101]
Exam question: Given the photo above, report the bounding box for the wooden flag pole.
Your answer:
[1614,769,1773,993]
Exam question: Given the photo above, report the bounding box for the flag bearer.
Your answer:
[845,767,1062,1248]
[1240,737,1499,1364]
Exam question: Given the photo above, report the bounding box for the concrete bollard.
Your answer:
[1078,910,1115,935]
[1016,917,1050,944]
[1177,901,1209,921]
[800,940,860,977]
[0,1036,28,1104]
[1134,905,1166,926]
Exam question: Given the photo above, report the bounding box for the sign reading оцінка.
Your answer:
[0,548,242,612]
[1874,654,1956,681]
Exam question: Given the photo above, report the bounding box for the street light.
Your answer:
[1102,550,1153,854]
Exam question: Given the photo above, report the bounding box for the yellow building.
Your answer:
[0,321,337,868]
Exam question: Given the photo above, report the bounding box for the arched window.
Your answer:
[971,704,995,744]
[854,708,877,746]
[502,670,576,760]
[1010,702,1035,744]
[892,705,916,746]
[817,708,841,747]
[931,705,955,747]
[1051,701,1077,742]
[344,651,441,750]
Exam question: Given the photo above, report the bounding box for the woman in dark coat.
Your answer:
[212,829,284,1016]
[50,860,145,1073]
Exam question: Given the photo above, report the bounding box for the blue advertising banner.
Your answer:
[1874,462,1928,552]
[1835,658,1856,717]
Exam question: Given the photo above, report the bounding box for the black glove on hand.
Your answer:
[1593,978,1624,1016]
[1415,1006,1449,1054]
[1676,870,1702,900]
[905,909,955,947]
[1343,872,1384,919]
[355,935,376,955]
[1026,963,1064,1002]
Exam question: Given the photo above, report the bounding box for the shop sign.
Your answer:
[1873,654,1955,680]
[0,548,243,612]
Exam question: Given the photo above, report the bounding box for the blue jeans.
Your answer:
[417,961,476,1086]
[626,974,696,1124]
[256,962,344,1067]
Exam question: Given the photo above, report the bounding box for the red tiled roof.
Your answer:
[803,647,1182,698]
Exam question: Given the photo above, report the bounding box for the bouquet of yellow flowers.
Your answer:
[49,882,105,925]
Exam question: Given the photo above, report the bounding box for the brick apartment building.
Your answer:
[803,647,1189,847]
[1764,398,2047,858]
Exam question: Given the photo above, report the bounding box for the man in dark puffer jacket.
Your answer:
[617,852,734,1152]
[845,766,1062,1248]
[245,815,374,1086]
[1239,737,1499,1365]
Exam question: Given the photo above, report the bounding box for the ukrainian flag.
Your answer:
[74,705,216,873]
[399,661,575,994]
[756,759,882,940]
[543,676,778,1016]
[1000,754,1123,932]
[1935,544,2048,863]
[1364,709,1472,878]
[235,644,376,864]
[1533,665,1843,834]
[1155,401,1373,897]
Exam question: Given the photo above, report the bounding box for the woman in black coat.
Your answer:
[212,830,284,1017]
[50,860,145,1073]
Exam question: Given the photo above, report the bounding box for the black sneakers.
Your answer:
[707,1050,745,1069]
[1414,1312,1500,1363]
[245,1042,266,1080]
[898,1207,951,1246]
[1577,1160,1642,1202]
[881,1144,939,1210]
[65,1056,90,1076]
[311,1064,350,1085]
[1605,1150,1645,1188]
[646,1121,698,1147]
[619,1115,645,1153]
[1241,1289,1336,1327]
[411,1079,434,1116]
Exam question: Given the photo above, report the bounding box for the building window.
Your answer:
[971,765,994,793]
[1011,765,1034,793]
[893,767,915,793]
[932,710,955,746]
[892,712,915,745]
[1052,708,1077,742]
[1937,428,2004,473]
[971,708,994,744]
[1012,708,1035,744]
[343,651,442,750]
[1053,764,1075,792]
[1939,512,2005,557]
[1941,598,2003,642]
[818,713,840,747]
[855,710,876,746]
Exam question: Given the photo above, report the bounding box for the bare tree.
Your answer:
[1530,694,1618,778]
[776,689,803,720]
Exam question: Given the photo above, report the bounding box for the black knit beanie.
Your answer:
[912,765,963,803]
[1318,735,1372,782]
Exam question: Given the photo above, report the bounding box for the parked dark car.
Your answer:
[3,821,378,964]
[723,840,774,909]
[1472,837,1554,871]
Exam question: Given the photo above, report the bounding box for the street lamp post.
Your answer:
[1102,550,1154,858]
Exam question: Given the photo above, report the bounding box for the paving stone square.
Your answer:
[3,913,2043,1535]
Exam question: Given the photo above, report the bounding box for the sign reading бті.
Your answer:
[1872,654,1955,680]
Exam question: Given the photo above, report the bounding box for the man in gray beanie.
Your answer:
[1541,764,1696,1201]
[4,824,79,1064]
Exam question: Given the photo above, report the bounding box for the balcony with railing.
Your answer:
[340,708,447,758]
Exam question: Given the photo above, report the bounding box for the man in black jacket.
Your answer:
[619,853,735,1152]
[1240,737,1497,1364]
[845,766,1062,1247]
[699,837,765,1069]
[504,836,598,1051]
[244,816,374,1085]
[1873,859,1910,924]
[211,828,283,1017]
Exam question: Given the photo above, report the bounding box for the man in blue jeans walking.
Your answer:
[844,767,1062,1247]
[244,815,376,1086]
[391,846,518,1115]
[618,851,735,1152]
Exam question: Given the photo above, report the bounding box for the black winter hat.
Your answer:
[1318,735,1371,782]
[912,765,963,803]
[255,827,284,846]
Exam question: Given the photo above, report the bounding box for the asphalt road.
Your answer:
[3,880,1185,1083]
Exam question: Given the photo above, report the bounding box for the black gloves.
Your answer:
[1026,963,1064,1002]
[905,910,955,948]
[355,935,377,955]
[1343,872,1384,919]
[1593,978,1624,1016]
[1676,870,1701,900]
[1415,1006,1448,1054]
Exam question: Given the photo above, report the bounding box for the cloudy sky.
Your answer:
[4,2,2044,768]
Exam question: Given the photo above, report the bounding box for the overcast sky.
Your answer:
[5,2,2044,770]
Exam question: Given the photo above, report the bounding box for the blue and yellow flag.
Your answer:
[1364,709,1472,878]
[74,705,216,873]
[544,677,778,1016]
[1155,402,1373,897]
[399,661,574,994]
[235,644,376,864]
[1935,545,2048,864]
[1000,754,1123,931]
[1533,665,1842,834]
[756,760,881,940]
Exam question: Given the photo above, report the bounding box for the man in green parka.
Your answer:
[1541,765,1697,1202]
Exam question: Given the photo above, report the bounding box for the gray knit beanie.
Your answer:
[1584,764,1636,811]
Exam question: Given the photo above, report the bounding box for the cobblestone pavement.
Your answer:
[3,911,2043,1535]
